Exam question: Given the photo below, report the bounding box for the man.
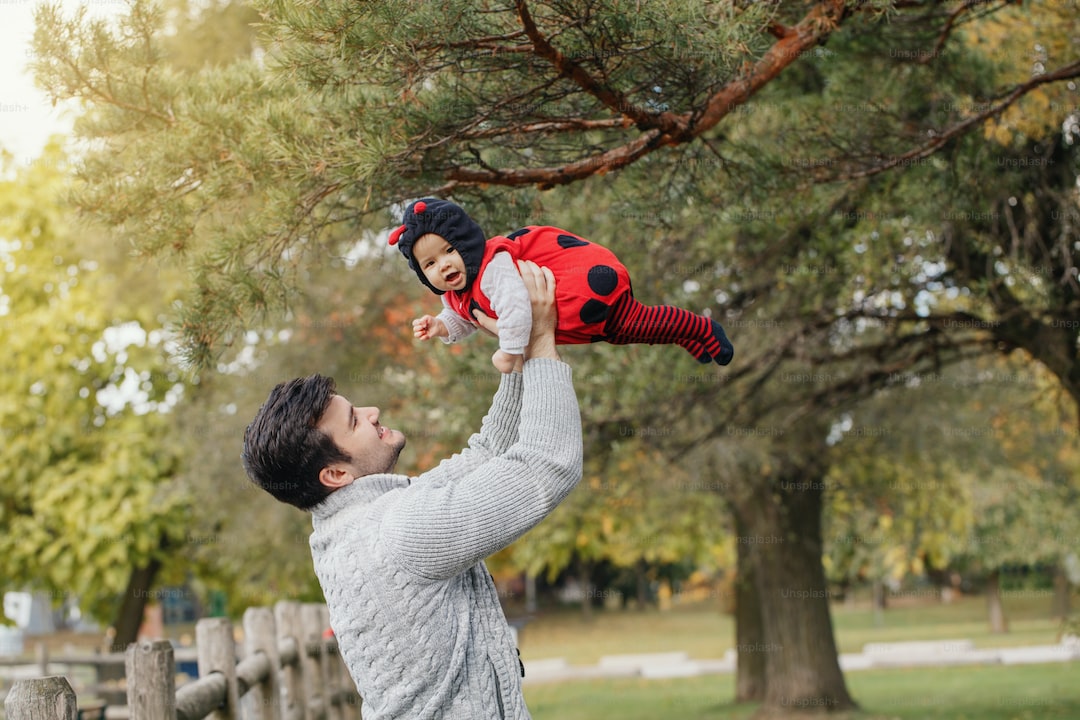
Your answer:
[242,261,582,720]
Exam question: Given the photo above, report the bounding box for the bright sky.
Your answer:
[0,1,125,163]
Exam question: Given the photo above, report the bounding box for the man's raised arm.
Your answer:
[381,261,583,580]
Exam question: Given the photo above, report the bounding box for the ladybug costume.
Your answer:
[389,199,733,365]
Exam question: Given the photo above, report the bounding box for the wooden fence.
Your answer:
[2,602,360,720]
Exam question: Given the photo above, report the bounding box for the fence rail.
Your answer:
[2,602,360,720]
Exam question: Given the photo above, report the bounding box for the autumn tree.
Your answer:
[824,355,1080,630]
[0,144,190,647]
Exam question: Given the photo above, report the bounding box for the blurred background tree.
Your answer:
[0,144,190,648]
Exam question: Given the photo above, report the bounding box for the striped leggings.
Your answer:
[604,293,734,365]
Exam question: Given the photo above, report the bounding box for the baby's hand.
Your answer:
[413,315,448,341]
[491,349,522,374]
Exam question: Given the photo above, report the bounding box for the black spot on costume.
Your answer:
[389,199,734,365]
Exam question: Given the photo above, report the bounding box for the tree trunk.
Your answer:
[733,514,765,703]
[1052,563,1070,621]
[97,555,164,707]
[111,556,164,652]
[578,557,593,621]
[872,578,887,628]
[986,569,1009,634]
[736,468,857,713]
[524,572,537,614]
[635,558,650,609]
[872,580,888,610]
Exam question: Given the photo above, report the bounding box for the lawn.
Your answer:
[519,591,1079,719]
[524,663,1080,720]
[516,592,1071,665]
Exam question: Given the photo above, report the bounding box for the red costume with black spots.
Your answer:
[449,227,633,345]
[389,199,733,365]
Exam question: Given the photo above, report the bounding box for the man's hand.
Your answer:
[413,315,448,341]
[470,309,499,338]
[518,260,559,361]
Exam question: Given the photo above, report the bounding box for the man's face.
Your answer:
[316,396,406,483]
[413,232,468,292]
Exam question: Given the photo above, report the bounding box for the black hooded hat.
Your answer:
[388,199,488,295]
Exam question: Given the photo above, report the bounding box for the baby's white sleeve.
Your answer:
[481,252,532,355]
[438,298,476,344]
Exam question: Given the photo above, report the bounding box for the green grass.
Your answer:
[518,604,734,664]
[519,592,1078,719]
[516,593,1071,665]
[524,663,1080,720]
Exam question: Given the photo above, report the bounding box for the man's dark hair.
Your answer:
[242,374,350,510]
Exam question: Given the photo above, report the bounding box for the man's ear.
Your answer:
[319,464,354,489]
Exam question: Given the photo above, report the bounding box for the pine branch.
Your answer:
[923,0,1012,63]
[434,0,849,191]
[819,59,1080,183]
[459,117,631,140]
[514,0,687,136]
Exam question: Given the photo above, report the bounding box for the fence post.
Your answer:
[35,643,49,677]
[299,604,326,720]
[4,677,77,720]
[337,650,361,720]
[196,617,240,720]
[274,601,305,720]
[125,640,176,720]
[242,607,282,720]
[314,606,341,720]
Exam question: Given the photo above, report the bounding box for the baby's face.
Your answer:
[413,233,468,292]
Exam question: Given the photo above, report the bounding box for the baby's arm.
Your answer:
[482,251,532,356]
[436,303,477,343]
[413,298,477,344]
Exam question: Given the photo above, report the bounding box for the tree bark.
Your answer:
[734,466,857,713]
[986,569,1009,634]
[1052,563,1071,621]
[578,557,594,621]
[872,580,888,610]
[733,514,766,703]
[635,558,650,610]
[112,555,164,652]
[524,572,537,614]
[872,579,887,628]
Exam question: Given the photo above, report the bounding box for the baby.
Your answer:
[389,198,733,370]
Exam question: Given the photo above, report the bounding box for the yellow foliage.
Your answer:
[884,546,908,581]
[964,0,1079,144]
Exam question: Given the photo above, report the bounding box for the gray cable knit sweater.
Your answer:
[309,359,582,720]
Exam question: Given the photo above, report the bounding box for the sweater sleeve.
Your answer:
[442,368,524,468]
[380,359,582,581]
[480,251,532,355]
[437,297,477,345]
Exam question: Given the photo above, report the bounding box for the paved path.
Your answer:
[520,636,1080,685]
[3,638,1077,692]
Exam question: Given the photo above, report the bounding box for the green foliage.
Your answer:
[499,440,729,583]
[0,145,190,623]
[32,0,331,367]
[824,354,1080,589]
